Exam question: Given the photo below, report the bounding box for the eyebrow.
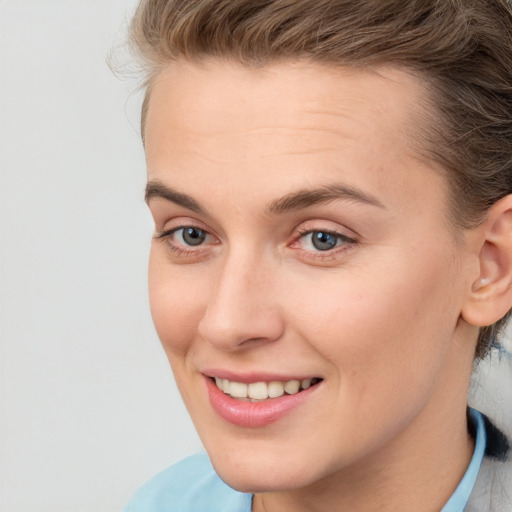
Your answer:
[265,184,385,215]
[145,180,385,215]
[145,180,205,214]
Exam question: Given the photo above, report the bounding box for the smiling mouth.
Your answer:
[212,377,323,402]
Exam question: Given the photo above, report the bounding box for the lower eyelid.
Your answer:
[288,230,357,261]
[156,226,219,255]
[300,239,356,258]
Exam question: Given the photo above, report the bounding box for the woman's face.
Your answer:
[145,61,477,492]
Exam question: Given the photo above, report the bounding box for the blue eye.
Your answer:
[311,231,338,251]
[176,227,207,246]
[299,230,355,252]
[155,224,216,259]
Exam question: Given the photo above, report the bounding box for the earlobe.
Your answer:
[462,195,512,328]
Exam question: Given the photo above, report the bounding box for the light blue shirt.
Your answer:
[124,408,486,512]
[441,408,486,512]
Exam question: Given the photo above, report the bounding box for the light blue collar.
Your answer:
[440,408,486,512]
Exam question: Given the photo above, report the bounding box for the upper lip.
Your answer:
[202,369,321,383]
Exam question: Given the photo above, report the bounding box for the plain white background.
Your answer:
[0,1,201,511]
[0,1,511,511]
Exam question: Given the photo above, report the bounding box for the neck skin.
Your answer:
[252,324,477,512]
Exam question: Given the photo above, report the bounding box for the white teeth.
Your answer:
[284,380,300,395]
[229,381,248,398]
[214,377,319,400]
[268,381,285,398]
[248,382,268,400]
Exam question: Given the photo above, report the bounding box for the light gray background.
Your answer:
[0,1,201,511]
[0,1,511,511]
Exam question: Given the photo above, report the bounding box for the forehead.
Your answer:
[144,60,450,228]
[145,59,425,157]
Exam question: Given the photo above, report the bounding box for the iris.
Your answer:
[182,227,207,246]
[311,231,338,251]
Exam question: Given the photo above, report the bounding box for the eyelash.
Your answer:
[292,227,357,260]
[155,226,214,257]
[155,225,358,261]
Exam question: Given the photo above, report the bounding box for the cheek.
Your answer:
[148,251,206,358]
[286,249,461,383]
[279,258,461,450]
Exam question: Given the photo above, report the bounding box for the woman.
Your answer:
[124,0,512,510]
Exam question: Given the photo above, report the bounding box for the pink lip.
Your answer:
[204,376,321,428]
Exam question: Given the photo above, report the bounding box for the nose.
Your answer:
[197,253,285,351]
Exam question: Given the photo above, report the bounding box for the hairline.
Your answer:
[141,56,469,241]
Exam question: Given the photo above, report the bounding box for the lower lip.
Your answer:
[205,377,320,428]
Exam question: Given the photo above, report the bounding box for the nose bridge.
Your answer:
[198,247,283,350]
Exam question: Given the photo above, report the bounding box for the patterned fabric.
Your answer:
[467,341,512,511]
[466,415,511,511]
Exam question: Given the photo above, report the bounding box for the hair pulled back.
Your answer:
[129,0,512,358]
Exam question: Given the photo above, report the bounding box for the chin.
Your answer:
[205,443,330,494]
[214,463,311,494]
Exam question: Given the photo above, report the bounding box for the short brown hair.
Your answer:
[129,0,512,358]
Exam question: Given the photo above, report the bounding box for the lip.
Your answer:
[204,374,322,428]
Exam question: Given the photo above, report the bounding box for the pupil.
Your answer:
[312,231,337,251]
[183,228,206,246]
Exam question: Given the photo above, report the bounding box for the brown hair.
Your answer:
[129,0,512,358]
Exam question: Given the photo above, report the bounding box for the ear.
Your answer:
[462,194,512,327]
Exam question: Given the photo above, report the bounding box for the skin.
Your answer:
[144,60,483,512]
